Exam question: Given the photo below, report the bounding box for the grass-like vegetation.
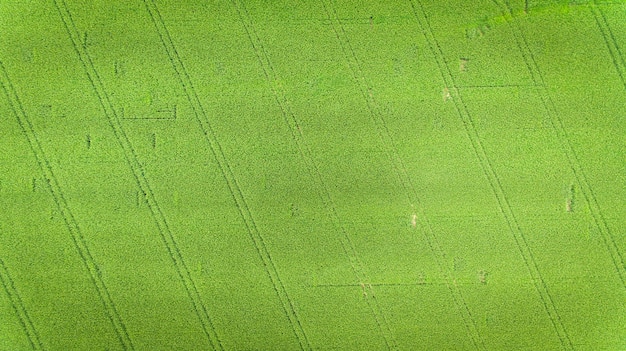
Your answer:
[1,0,625,350]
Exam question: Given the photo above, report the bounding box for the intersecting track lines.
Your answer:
[232,0,394,349]
[319,0,486,349]
[491,0,626,289]
[410,1,575,350]
[140,1,310,350]
[52,1,222,350]
[0,257,45,350]
[0,60,133,351]
[591,2,626,91]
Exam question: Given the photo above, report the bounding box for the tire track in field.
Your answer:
[591,3,626,91]
[52,1,223,350]
[491,0,626,287]
[409,1,574,350]
[0,257,44,350]
[140,1,310,349]
[319,0,486,349]
[0,60,132,350]
[231,1,394,349]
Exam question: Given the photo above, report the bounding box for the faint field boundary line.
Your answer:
[319,0,488,349]
[409,1,575,350]
[232,0,395,349]
[0,256,44,350]
[493,0,626,288]
[52,1,223,350]
[591,4,626,93]
[0,60,132,350]
[140,1,311,350]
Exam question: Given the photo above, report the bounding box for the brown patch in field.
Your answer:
[443,87,452,101]
[417,273,426,285]
[459,58,469,72]
[478,270,488,284]
[566,198,573,212]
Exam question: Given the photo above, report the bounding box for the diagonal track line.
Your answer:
[140,1,310,349]
[316,2,403,349]
[319,0,487,349]
[492,0,626,288]
[52,1,222,349]
[0,257,45,350]
[410,1,575,349]
[0,60,133,350]
[591,2,626,91]
[231,0,394,349]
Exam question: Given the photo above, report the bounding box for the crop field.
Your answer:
[1,0,625,350]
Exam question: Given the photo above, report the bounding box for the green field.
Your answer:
[1,0,625,350]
